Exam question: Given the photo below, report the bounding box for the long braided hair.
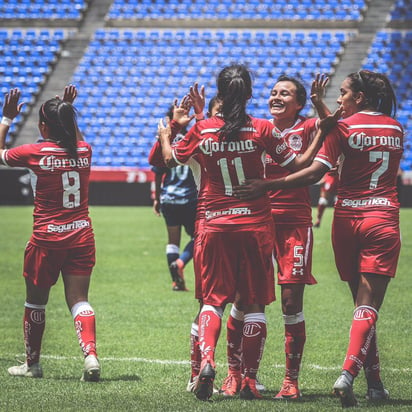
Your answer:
[348,70,397,117]
[217,64,252,142]
[39,98,79,159]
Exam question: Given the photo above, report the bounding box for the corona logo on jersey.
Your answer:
[348,131,402,151]
[243,322,262,338]
[39,155,89,171]
[199,137,256,156]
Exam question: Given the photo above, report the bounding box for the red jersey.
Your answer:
[315,111,404,218]
[172,116,296,228]
[2,140,94,248]
[266,116,318,226]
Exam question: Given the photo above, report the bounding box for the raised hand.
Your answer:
[62,84,78,104]
[319,105,344,133]
[3,88,24,120]
[172,95,195,127]
[188,82,205,116]
[310,73,329,106]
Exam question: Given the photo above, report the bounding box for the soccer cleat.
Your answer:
[366,382,389,401]
[8,362,43,378]
[273,379,301,400]
[219,372,242,397]
[81,354,100,382]
[194,359,216,401]
[239,377,263,400]
[170,261,188,291]
[187,375,198,392]
[333,372,358,408]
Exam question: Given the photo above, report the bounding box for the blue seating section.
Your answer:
[0,0,87,20]
[0,30,66,144]
[107,0,367,21]
[72,29,353,168]
[362,30,412,171]
[390,0,412,22]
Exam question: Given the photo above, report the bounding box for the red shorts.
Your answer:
[23,242,96,288]
[274,225,316,285]
[200,223,276,307]
[332,216,400,281]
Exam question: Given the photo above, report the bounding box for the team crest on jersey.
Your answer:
[288,134,303,151]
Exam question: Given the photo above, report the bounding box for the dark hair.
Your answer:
[208,95,220,116]
[166,104,187,134]
[39,98,79,159]
[348,70,397,117]
[276,74,307,111]
[217,64,252,141]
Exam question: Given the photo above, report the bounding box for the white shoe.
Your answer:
[187,375,198,392]
[333,372,357,407]
[81,354,100,382]
[366,385,389,401]
[8,362,43,378]
[255,376,266,392]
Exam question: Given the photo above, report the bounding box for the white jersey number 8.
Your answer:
[62,171,80,208]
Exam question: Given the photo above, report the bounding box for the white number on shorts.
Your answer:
[369,151,389,190]
[62,171,80,208]
[217,157,246,196]
[292,246,304,276]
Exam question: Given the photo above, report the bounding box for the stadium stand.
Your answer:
[0,29,69,144]
[107,0,368,22]
[0,0,88,21]
[72,28,354,167]
[362,30,412,171]
[0,0,411,199]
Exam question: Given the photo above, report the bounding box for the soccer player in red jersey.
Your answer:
[219,74,330,399]
[1,86,100,382]
[234,70,402,407]
[158,64,334,401]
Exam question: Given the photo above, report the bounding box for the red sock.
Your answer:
[24,303,46,366]
[363,330,381,384]
[343,305,378,377]
[226,306,244,374]
[284,313,306,381]
[198,305,222,365]
[242,313,266,379]
[71,302,97,357]
[190,322,201,377]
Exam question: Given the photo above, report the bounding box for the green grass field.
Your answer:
[0,206,411,411]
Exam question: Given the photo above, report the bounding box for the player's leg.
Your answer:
[195,304,223,400]
[334,274,389,406]
[187,303,202,392]
[8,278,50,378]
[314,186,328,228]
[239,303,266,400]
[220,300,244,397]
[8,243,55,378]
[62,245,99,382]
[274,283,305,400]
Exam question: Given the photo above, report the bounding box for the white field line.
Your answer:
[8,354,411,373]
